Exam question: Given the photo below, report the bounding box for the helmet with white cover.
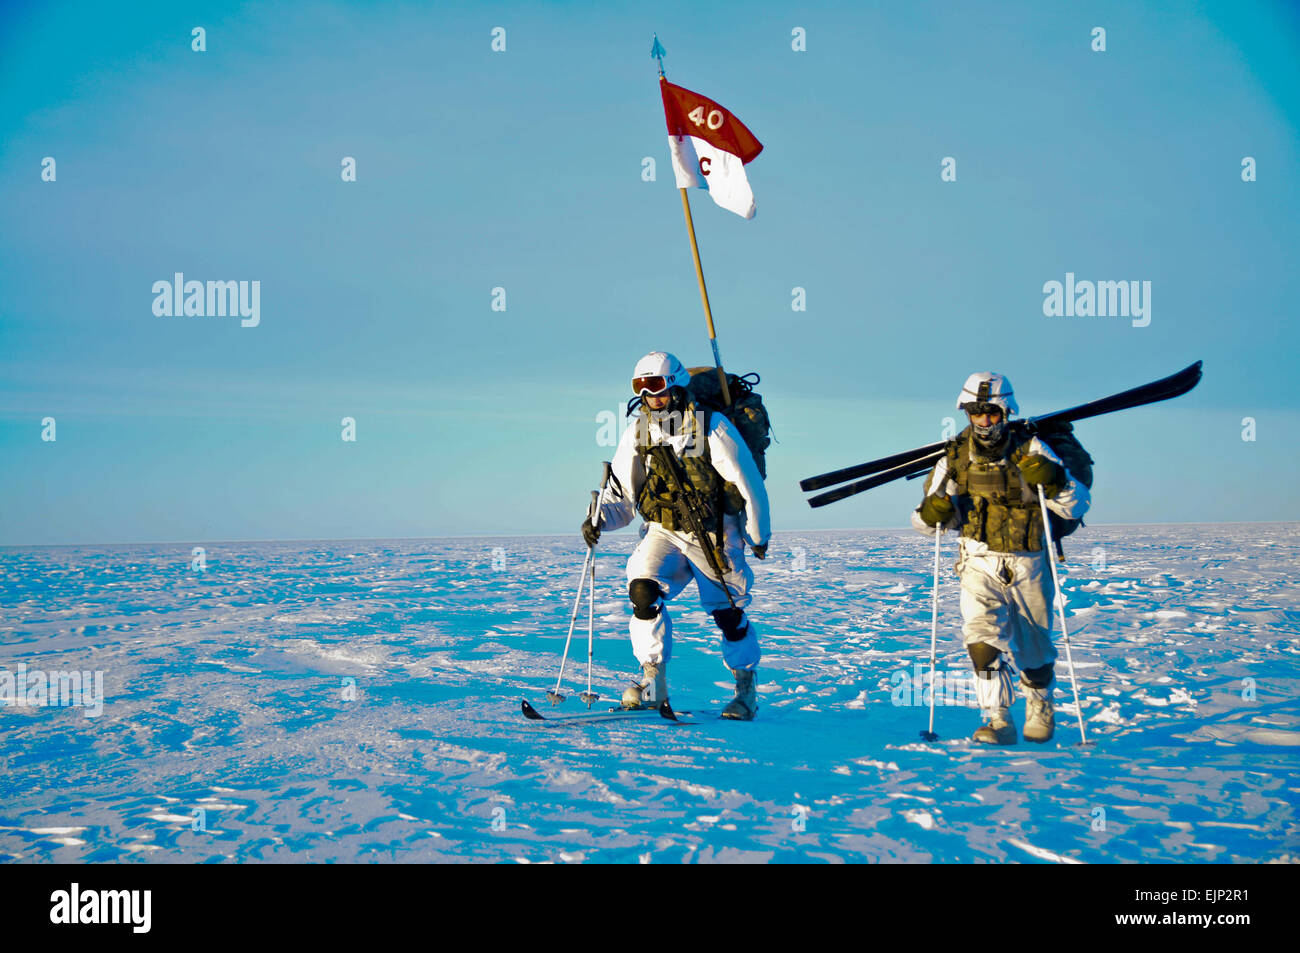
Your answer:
[632,351,691,396]
[957,372,1018,445]
[956,372,1019,416]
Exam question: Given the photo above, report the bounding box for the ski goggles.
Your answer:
[632,375,670,396]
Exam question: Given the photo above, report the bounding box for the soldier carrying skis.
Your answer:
[911,372,1091,744]
[581,351,770,720]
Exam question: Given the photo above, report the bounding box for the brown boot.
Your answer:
[1022,677,1055,743]
[721,668,758,720]
[972,708,1018,745]
[973,662,1016,744]
[621,661,667,709]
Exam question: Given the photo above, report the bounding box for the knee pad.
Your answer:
[628,578,664,620]
[1021,663,1054,689]
[968,643,1003,679]
[712,608,750,642]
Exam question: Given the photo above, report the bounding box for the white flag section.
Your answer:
[666,135,756,219]
[660,78,764,220]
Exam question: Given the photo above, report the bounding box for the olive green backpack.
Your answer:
[685,367,772,479]
[625,367,773,480]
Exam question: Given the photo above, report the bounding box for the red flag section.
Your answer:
[660,78,763,164]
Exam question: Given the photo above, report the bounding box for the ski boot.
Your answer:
[1021,677,1055,743]
[972,661,1017,745]
[621,661,667,710]
[721,667,758,721]
[972,708,1018,745]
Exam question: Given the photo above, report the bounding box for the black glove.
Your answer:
[581,515,602,548]
[751,542,768,560]
[918,494,955,527]
[1017,454,1064,495]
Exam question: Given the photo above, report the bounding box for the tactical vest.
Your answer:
[635,404,746,532]
[945,423,1045,553]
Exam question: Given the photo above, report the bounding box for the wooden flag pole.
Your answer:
[655,35,732,409]
[679,186,733,408]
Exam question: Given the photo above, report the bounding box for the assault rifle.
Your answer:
[646,444,738,610]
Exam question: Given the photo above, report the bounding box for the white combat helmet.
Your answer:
[956,372,1019,416]
[632,351,691,395]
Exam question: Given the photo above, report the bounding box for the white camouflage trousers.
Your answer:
[625,516,760,672]
[957,545,1058,673]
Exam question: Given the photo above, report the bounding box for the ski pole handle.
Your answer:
[589,461,615,530]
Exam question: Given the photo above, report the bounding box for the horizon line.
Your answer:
[1,519,1293,549]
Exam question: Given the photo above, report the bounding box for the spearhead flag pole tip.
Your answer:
[650,34,666,76]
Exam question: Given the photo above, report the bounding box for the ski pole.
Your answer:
[1037,485,1090,745]
[580,464,614,705]
[580,466,613,707]
[548,546,592,704]
[580,528,599,707]
[920,523,941,742]
[553,464,614,706]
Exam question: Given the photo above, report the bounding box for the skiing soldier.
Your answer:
[581,351,770,720]
[911,372,1091,744]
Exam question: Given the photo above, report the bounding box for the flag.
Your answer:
[660,78,763,219]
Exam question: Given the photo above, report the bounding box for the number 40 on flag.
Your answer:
[659,78,764,219]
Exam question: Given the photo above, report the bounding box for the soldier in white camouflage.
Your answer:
[581,352,770,720]
[912,373,1091,744]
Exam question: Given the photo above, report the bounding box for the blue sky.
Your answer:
[2,0,1298,545]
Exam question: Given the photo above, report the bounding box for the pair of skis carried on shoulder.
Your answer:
[799,361,1203,508]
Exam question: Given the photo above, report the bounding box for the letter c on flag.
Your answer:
[698,157,711,177]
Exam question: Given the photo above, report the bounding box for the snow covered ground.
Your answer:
[1,524,1297,863]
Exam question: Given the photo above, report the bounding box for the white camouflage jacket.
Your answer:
[596,409,770,548]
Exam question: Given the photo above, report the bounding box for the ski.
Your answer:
[656,700,718,722]
[799,440,946,492]
[802,361,1203,507]
[1024,359,1202,434]
[520,699,697,725]
[807,450,943,508]
[660,701,727,722]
